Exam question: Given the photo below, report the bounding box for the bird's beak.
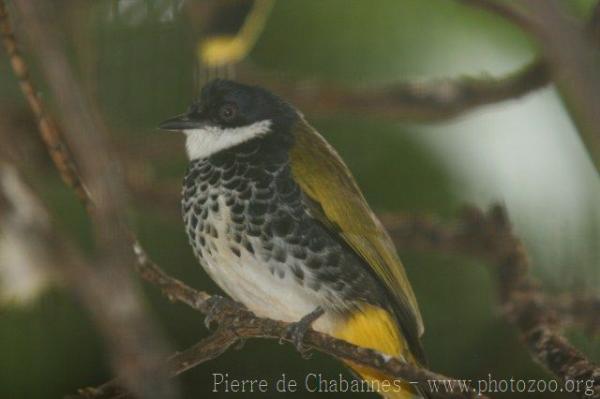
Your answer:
[159,113,207,131]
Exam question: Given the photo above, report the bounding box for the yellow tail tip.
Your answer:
[333,305,424,398]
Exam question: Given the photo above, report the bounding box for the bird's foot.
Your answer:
[204,295,239,329]
[281,306,324,358]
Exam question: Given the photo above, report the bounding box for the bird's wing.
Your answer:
[290,118,425,361]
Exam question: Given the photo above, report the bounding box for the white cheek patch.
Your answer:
[184,120,272,160]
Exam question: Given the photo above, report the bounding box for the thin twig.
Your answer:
[71,330,239,399]
[0,1,90,209]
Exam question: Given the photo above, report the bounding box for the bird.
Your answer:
[159,79,427,399]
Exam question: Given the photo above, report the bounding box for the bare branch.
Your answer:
[240,60,549,122]
[382,207,600,398]
[241,0,600,124]
[381,211,600,336]
[128,243,488,399]
[70,261,485,399]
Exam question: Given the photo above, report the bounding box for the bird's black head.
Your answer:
[159,80,299,159]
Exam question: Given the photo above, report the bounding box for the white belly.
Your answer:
[197,197,339,334]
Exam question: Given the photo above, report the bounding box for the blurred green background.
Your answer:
[0,1,598,398]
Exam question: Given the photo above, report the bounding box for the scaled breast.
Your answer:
[181,146,378,313]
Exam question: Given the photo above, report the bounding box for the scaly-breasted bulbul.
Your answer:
[160,79,427,399]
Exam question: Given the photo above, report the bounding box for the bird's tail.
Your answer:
[332,305,425,399]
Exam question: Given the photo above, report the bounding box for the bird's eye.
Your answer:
[218,103,238,122]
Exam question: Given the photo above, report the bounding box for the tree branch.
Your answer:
[0,1,90,209]
[242,0,600,125]
[239,60,549,122]
[72,247,486,399]
[383,207,600,398]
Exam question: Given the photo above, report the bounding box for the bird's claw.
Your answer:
[281,306,324,358]
[204,295,235,330]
